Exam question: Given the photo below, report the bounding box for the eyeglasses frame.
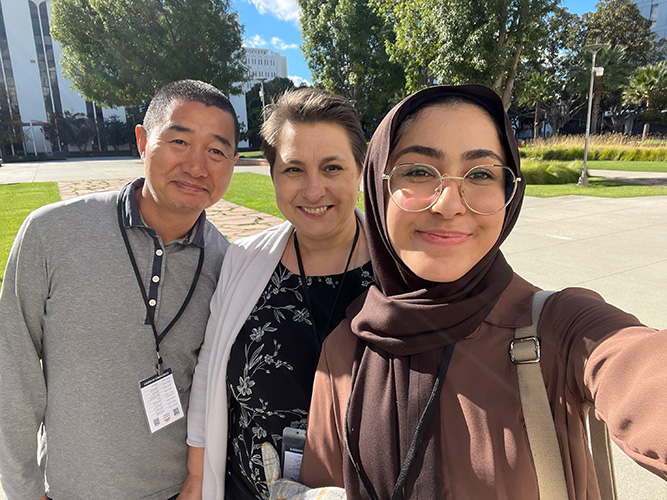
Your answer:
[382,163,521,215]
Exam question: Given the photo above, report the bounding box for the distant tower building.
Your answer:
[635,0,667,39]
[242,47,288,92]
[0,0,125,154]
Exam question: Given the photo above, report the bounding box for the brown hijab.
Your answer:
[343,85,525,499]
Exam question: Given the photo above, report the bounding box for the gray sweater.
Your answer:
[0,181,228,500]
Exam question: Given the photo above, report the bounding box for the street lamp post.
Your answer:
[258,78,267,122]
[579,43,605,187]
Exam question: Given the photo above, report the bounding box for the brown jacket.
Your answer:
[300,274,667,499]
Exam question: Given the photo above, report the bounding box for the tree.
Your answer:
[372,0,558,110]
[0,87,23,158]
[44,111,96,153]
[51,0,246,107]
[581,0,667,69]
[623,62,667,140]
[299,0,404,132]
[245,77,296,149]
[370,0,440,92]
[517,73,558,138]
[104,115,135,151]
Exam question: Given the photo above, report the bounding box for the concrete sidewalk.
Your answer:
[1,159,667,499]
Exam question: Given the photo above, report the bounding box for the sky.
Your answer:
[233,0,603,87]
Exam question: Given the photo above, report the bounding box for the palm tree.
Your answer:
[518,73,557,139]
[623,62,667,140]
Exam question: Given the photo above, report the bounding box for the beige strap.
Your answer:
[512,290,569,500]
[589,414,618,500]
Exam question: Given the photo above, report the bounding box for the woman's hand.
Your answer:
[175,446,204,500]
[175,473,202,500]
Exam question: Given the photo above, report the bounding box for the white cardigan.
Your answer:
[187,220,293,498]
[187,210,363,498]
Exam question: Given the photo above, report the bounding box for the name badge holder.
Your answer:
[117,197,204,432]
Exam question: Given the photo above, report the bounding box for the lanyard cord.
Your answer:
[344,343,456,500]
[293,217,360,348]
[116,196,205,375]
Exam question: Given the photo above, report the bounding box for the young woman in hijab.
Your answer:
[299,84,667,499]
[181,88,373,499]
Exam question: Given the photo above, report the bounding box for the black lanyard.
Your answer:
[293,217,360,348]
[116,197,204,375]
[344,343,456,500]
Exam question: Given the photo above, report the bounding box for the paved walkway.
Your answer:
[1,158,667,499]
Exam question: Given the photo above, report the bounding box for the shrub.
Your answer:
[521,159,581,184]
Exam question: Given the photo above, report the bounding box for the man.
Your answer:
[0,79,238,500]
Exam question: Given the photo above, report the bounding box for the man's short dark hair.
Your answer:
[143,79,240,152]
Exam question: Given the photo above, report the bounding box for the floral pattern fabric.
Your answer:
[225,261,373,500]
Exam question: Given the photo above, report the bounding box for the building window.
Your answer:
[29,0,62,120]
[0,0,19,119]
[650,2,659,27]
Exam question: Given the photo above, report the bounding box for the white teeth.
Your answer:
[302,206,328,214]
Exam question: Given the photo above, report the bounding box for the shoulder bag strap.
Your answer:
[511,290,569,500]
[589,406,618,499]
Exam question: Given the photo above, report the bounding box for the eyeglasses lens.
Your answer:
[388,164,515,214]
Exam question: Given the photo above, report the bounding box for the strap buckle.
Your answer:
[509,336,541,364]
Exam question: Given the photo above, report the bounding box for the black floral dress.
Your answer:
[225,261,374,500]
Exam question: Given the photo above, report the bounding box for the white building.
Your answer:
[0,0,126,154]
[0,0,254,154]
[635,0,667,39]
[242,47,288,92]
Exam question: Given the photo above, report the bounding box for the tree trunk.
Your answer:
[501,46,522,111]
[533,101,540,139]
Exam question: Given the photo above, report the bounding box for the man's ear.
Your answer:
[135,125,148,159]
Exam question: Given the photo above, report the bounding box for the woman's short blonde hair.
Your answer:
[260,88,366,173]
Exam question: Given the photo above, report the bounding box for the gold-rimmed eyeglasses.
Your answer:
[382,163,520,215]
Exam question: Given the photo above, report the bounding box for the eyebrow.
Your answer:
[165,124,232,148]
[392,145,444,162]
[281,155,344,166]
[393,144,504,163]
[461,148,505,163]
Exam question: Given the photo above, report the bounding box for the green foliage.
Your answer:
[50,0,246,107]
[581,0,667,68]
[0,183,61,282]
[622,62,667,133]
[522,145,667,162]
[369,0,439,92]
[43,111,96,153]
[299,0,404,133]
[245,77,296,150]
[525,178,667,197]
[0,87,22,157]
[104,115,134,150]
[521,159,581,184]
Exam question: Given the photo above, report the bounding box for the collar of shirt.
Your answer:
[119,177,207,248]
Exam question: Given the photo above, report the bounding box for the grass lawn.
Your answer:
[526,177,667,197]
[0,182,61,282]
[237,150,265,159]
[585,160,667,172]
[224,172,283,218]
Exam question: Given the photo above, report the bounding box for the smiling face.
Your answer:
[272,121,362,245]
[385,103,507,283]
[136,99,238,225]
